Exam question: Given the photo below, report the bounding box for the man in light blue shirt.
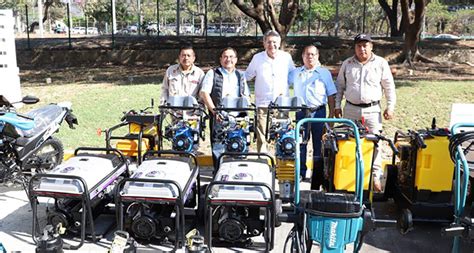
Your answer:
[289,44,336,188]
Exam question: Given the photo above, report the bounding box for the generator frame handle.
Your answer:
[74,147,126,162]
[115,175,198,251]
[217,152,275,170]
[29,174,94,250]
[142,150,198,167]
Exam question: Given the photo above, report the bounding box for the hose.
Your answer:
[449,130,474,165]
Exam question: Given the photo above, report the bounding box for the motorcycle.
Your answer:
[0,95,78,191]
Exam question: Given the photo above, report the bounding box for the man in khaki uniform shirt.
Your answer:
[160,45,205,105]
[335,33,396,192]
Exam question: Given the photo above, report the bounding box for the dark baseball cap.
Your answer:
[354,33,372,43]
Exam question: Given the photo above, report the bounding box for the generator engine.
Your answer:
[166,120,199,153]
[213,206,265,244]
[160,96,206,153]
[214,113,252,154]
[123,203,176,242]
[275,125,297,159]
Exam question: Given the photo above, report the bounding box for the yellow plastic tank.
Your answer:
[414,136,454,192]
[129,123,158,136]
[333,137,375,192]
[116,138,150,157]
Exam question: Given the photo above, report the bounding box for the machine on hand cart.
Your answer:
[115,150,200,251]
[441,123,474,253]
[285,118,375,253]
[29,147,129,250]
[204,152,276,251]
[265,96,308,201]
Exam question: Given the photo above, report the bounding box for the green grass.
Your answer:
[383,81,474,136]
[20,80,473,151]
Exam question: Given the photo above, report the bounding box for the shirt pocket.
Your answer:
[168,77,179,95]
[347,68,361,88]
[314,80,326,96]
[366,67,382,87]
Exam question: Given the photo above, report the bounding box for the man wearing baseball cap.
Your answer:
[334,33,396,192]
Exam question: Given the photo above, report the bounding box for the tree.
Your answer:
[400,0,431,64]
[232,0,300,46]
[84,1,133,31]
[301,0,334,35]
[425,0,451,34]
[378,0,406,37]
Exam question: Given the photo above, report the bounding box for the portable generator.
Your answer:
[203,153,276,251]
[29,147,129,250]
[265,96,307,200]
[116,151,200,250]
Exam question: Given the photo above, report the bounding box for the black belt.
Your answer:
[347,100,379,108]
[309,104,326,112]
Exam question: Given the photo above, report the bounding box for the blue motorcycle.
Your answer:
[0,95,77,190]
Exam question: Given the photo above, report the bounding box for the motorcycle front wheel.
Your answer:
[25,136,64,174]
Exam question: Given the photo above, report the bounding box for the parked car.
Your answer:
[145,23,158,35]
[71,27,86,34]
[53,26,67,34]
[86,27,98,35]
[433,34,461,40]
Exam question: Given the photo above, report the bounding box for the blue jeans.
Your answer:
[296,107,326,181]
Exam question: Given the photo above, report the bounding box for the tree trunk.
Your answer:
[400,0,434,64]
[232,0,299,48]
[378,0,402,37]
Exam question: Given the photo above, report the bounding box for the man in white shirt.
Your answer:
[200,47,250,169]
[246,30,295,153]
[335,33,396,192]
[161,44,205,105]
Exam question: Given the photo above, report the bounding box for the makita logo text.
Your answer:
[328,221,338,248]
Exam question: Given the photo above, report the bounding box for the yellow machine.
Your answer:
[385,119,454,232]
[115,122,157,157]
[105,101,160,164]
[333,137,376,192]
[322,124,397,203]
[265,96,307,201]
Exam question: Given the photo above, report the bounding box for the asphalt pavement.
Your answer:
[1,169,473,252]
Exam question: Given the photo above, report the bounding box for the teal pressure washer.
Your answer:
[441,123,474,253]
[284,118,375,253]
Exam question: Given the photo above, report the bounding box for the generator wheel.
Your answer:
[398,208,413,234]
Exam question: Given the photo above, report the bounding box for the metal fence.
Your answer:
[12,0,474,50]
